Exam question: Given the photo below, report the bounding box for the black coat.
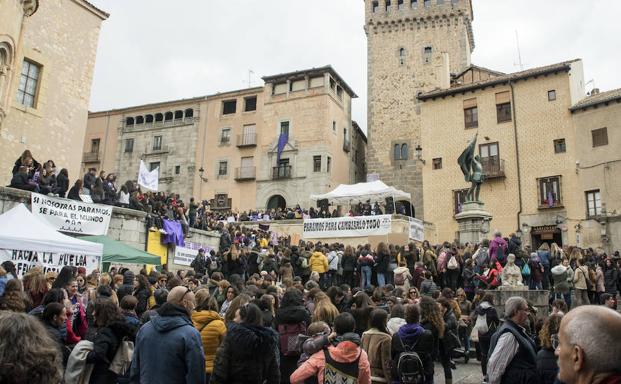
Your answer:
[375,251,389,273]
[536,348,559,384]
[341,253,357,272]
[86,320,137,384]
[12,157,40,176]
[55,173,69,197]
[211,323,280,384]
[133,288,150,317]
[116,271,135,302]
[67,185,82,201]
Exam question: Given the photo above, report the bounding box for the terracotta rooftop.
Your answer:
[419,59,580,100]
[570,88,621,112]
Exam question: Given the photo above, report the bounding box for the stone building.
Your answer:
[0,0,108,183]
[364,0,474,219]
[570,89,621,252]
[364,0,620,251]
[84,66,364,211]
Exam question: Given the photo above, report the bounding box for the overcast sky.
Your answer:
[88,0,621,134]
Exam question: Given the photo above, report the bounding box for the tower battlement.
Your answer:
[364,0,474,50]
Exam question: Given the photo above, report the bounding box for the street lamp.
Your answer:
[415,144,426,165]
[198,167,208,182]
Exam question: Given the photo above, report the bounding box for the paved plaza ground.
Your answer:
[434,360,484,384]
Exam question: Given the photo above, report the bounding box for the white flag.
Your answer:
[138,160,159,191]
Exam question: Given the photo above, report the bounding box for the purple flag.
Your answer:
[277,132,288,162]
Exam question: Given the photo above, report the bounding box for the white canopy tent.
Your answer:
[0,204,103,256]
[310,180,412,205]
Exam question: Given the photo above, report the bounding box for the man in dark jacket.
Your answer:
[10,166,38,192]
[391,303,435,383]
[130,286,205,384]
[190,249,208,276]
[83,167,97,194]
[487,297,537,384]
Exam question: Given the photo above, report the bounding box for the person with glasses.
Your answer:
[487,297,538,384]
[535,314,563,384]
[555,305,621,384]
[130,286,206,384]
[406,287,420,305]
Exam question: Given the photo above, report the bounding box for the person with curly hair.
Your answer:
[0,311,63,384]
[22,267,48,310]
[0,279,28,312]
[536,314,563,384]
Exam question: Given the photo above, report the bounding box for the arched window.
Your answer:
[154,113,163,122]
[125,117,134,126]
[145,114,154,123]
[164,111,173,121]
[174,110,183,120]
[399,48,406,65]
[401,143,409,160]
[184,108,194,118]
[135,116,144,124]
[394,144,401,160]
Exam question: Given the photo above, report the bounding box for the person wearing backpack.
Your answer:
[470,293,500,380]
[390,303,434,384]
[445,250,461,292]
[276,288,312,384]
[291,312,371,384]
[393,260,413,292]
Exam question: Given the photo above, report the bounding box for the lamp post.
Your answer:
[415,144,426,165]
[198,167,208,182]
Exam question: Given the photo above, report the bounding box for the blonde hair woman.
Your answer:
[312,292,340,326]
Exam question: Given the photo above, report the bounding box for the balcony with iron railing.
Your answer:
[236,133,257,147]
[272,165,292,180]
[234,166,256,181]
[83,152,100,163]
[481,157,505,179]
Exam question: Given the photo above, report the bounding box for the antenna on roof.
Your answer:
[243,69,255,88]
[514,30,525,71]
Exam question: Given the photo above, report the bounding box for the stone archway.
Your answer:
[267,194,286,210]
[397,200,414,217]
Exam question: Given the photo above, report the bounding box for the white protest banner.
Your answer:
[138,160,159,191]
[31,193,112,235]
[0,249,101,278]
[408,217,425,242]
[173,246,198,267]
[303,215,392,239]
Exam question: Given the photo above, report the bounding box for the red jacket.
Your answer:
[290,340,371,384]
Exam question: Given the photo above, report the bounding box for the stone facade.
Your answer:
[84,66,365,212]
[570,90,621,253]
[0,0,107,185]
[351,121,367,183]
[364,0,474,219]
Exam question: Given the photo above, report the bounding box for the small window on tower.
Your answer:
[423,47,432,64]
[372,1,379,12]
[411,0,418,8]
[399,48,406,65]
[385,0,391,12]
[398,0,404,10]
[424,0,431,7]
[548,90,557,101]
[432,158,443,170]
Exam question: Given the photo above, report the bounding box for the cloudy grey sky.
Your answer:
[88,0,621,133]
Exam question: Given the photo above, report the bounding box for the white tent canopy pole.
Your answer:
[310,180,411,205]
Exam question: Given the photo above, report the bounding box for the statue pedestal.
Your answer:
[484,289,550,319]
[498,285,528,291]
[455,201,492,244]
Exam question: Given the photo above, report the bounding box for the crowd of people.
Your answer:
[0,222,620,384]
[9,150,410,236]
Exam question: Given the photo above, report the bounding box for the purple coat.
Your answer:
[489,236,508,261]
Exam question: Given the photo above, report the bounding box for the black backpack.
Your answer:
[397,337,425,384]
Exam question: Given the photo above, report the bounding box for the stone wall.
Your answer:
[484,289,550,319]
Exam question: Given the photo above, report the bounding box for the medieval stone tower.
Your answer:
[365,0,474,218]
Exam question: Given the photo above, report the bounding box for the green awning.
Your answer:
[79,235,162,266]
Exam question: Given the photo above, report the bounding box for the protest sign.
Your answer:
[303,215,392,239]
[0,249,101,278]
[31,193,112,235]
[173,246,198,267]
[408,217,425,242]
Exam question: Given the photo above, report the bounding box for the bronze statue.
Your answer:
[457,133,485,202]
